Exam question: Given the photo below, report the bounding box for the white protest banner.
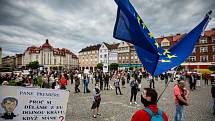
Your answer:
[0,86,69,121]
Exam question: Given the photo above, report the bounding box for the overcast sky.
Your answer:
[0,0,215,57]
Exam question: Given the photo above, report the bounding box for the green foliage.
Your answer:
[129,66,134,70]
[9,80,16,86]
[37,76,43,87]
[109,63,119,71]
[26,61,39,69]
[208,65,215,71]
[96,63,103,70]
[177,65,184,71]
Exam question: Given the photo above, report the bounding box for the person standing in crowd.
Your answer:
[74,74,80,93]
[91,84,101,118]
[113,76,122,95]
[42,74,49,88]
[193,72,197,90]
[130,77,139,105]
[98,72,104,90]
[69,71,74,84]
[104,73,109,90]
[149,74,155,89]
[204,73,209,85]
[211,80,215,115]
[127,72,130,83]
[131,88,168,121]
[164,72,168,87]
[83,75,89,93]
[15,73,23,86]
[49,74,55,88]
[174,81,189,121]
[189,73,193,90]
[121,73,126,88]
[59,75,67,90]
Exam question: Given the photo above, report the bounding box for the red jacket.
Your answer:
[60,79,67,86]
[131,105,168,121]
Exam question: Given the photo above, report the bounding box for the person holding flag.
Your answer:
[131,88,168,121]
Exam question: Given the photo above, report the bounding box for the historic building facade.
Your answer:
[156,28,215,71]
[99,42,119,71]
[117,41,141,69]
[22,39,78,70]
[78,44,101,72]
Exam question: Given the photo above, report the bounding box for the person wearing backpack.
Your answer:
[131,88,168,121]
[113,76,122,95]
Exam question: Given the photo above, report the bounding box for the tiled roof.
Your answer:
[24,39,76,57]
[204,28,215,36]
[104,42,119,49]
[79,44,101,53]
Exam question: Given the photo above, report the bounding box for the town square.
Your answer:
[0,0,215,121]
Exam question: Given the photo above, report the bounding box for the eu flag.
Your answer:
[113,0,212,76]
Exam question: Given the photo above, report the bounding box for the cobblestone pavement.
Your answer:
[65,78,214,121]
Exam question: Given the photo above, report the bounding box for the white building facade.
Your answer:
[99,42,119,71]
[22,39,78,69]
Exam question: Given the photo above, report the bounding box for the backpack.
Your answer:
[143,108,164,121]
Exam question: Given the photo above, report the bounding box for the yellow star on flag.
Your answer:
[137,16,141,24]
[142,22,146,29]
[163,49,170,55]
[148,32,153,38]
[167,54,177,59]
[159,59,171,63]
[154,42,159,48]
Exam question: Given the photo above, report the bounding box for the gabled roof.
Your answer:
[204,28,215,37]
[103,42,119,50]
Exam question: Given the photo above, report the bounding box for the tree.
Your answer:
[109,63,119,71]
[26,61,39,69]
[176,65,184,71]
[96,63,103,70]
[129,66,134,70]
[208,65,215,72]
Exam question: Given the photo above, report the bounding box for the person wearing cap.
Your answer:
[211,80,215,115]
[174,81,189,121]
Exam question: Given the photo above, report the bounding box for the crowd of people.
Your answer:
[0,68,215,121]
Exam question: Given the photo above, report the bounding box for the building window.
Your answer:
[188,56,196,62]
[213,46,215,52]
[213,55,215,61]
[212,36,215,43]
[192,48,196,53]
[161,38,170,47]
[200,46,208,53]
[36,55,39,60]
[200,38,207,44]
[100,55,102,58]
[200,56,208,62]
[104,54,107,58]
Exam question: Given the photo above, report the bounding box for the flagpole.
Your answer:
[156,66,179,103]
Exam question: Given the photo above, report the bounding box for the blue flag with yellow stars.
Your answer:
[113,0,212,76]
